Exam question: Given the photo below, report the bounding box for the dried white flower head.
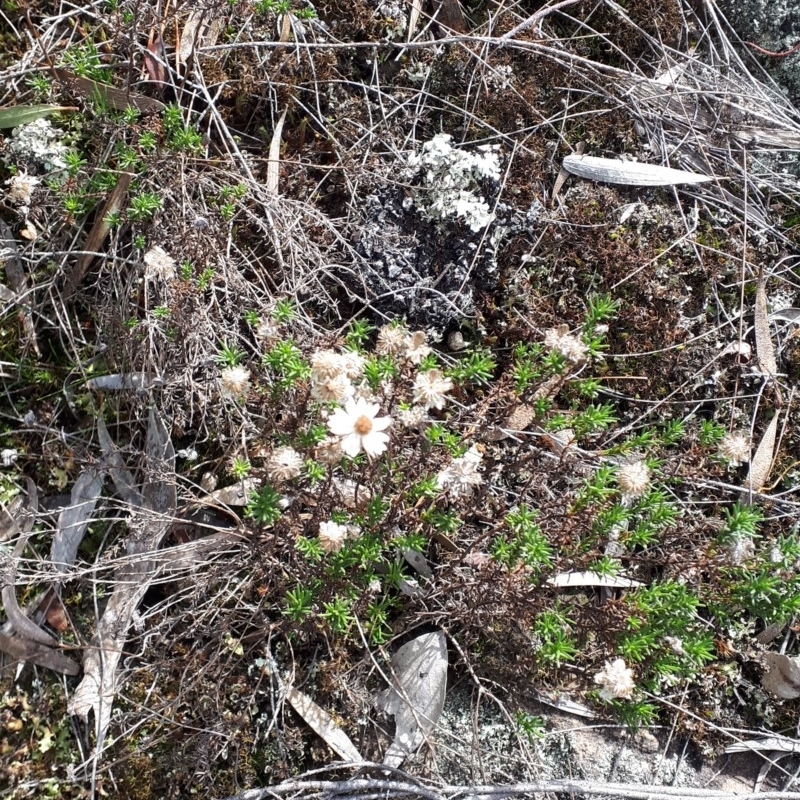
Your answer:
[718,432,750,466]
[327,397,392,458]
[617,461,650,499]
[398,405,427,428]
[436,444,483,498]
[5,172,39,206]
[267,446,303,482]
[311,349,346,380]
[319,520,349,553]
[727,535,755,566]
[311,372,354,403]
[315,436,343,465]
[413,368,453,410]
[404,330,432,363]
[143,246,177,281]
[341,350,366,380]
[376,324,408,356]
[220,366,251,399]
[544,324,589,364]
[594,658,636,701]
[255,319,279,342]
[310,349,364,386]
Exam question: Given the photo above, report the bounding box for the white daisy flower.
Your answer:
[267,446,303,482]
[594,658,635,701]
[404,331,432,364]
[327,397,392,458]
[376,323,408,356]
[413,369,453,410]
[436,444,483,497]
[220,366,251,399]
[319,520,349,553]
[718,432,750,466]
[617,461,650,499]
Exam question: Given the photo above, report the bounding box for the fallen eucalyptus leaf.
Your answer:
[770,308,800,324]
[53,69,165,115]
[51,467,105,572]
[726,735,800,754]
[402,549,432,579]
[745,413,778,494]
[69,407,176,745]
[377,631,448,767]
[65,171,133,295]
[761,652,800,699]
[0,104,77,128]
[96,415,143,506]
[285,685,362,762]
[547,571,642,588]
[0,632,80,676]
[562,154,714,186]
[87,372,162,392]
[754,270,778,376]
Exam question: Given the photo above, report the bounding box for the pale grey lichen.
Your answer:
[408,133,500,231]
[5,118,68,173]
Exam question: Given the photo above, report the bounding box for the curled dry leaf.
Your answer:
[1,482,57,648]
[266,107,288,195]
[377,631,448,767]
[562,154,714,186]
[203,478,259,508]
[761,652,800,699]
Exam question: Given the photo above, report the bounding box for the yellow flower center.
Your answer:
[354,414,373,435]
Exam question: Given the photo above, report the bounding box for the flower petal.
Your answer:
[339,432,363,457]
[362,431,389,458]
[328,409,354,436]
[371,415,392,432]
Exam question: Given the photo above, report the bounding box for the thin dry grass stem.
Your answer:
[216,771,800,800]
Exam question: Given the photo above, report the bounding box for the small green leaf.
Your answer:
[0,104,76,128]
